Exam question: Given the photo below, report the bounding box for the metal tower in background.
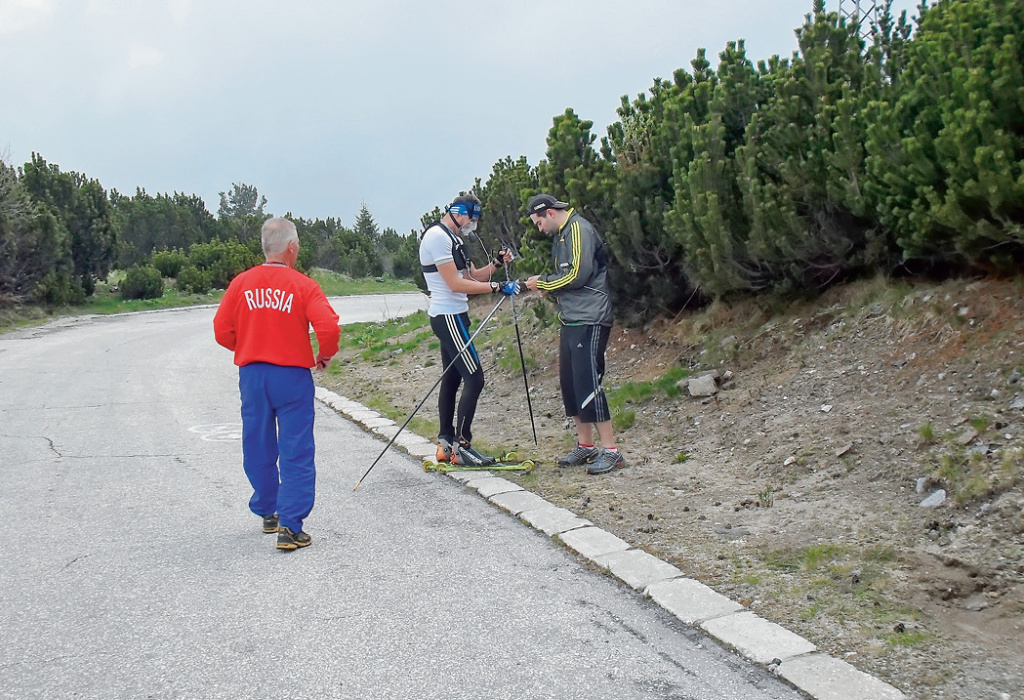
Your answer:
[839,0,882,40]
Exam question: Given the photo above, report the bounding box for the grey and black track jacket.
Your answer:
[535,208,613,327]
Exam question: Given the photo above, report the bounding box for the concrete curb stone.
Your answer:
[777,654,907,700]
[375,430,430,451]
[361,417,396,429]
[489,490,550,516]
[519,506,591,535]
[645,578,744,625]
[701,610,817,664]
[404,443,436,459]
[592,548,683,591]
[345,409,383,423]
[558,525,630,559]
[465,476,522,499]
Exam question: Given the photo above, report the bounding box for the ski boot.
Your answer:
[436,437,456,463]
[454,438,496,467]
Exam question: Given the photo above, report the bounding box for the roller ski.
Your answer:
[423,455,535,474]
[423,439,535,474]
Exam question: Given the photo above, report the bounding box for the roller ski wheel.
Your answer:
[486,458,534,473]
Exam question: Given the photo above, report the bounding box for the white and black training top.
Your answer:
[419,221,471,317]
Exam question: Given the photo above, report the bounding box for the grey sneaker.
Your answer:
[455,439,496,466]
[587,449,626,475]
[557,444,600,467]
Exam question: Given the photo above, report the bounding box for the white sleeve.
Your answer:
[419,226,454,267]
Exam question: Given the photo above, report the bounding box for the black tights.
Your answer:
[430,312,485,444]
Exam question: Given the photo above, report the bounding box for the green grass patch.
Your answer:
[883,629,930,648]
[1,281,222,329]
[800,603,824,621]
[481,321,539,375]
[969,415,991,433]
[496,346,537,374]
[309,268,419,296]
[407,416,435,440]
[802,544,846,570]
[764,544,849,572]
[934,452,963,484]
[356,330,433,361]
[2,271,419,335]
[863,545,897,564]
[927,444,1023,504]
[339,311,430,352]
[83,277,224,314]
[999,448,1024,482]
[607,365,690,411]
[613,410,636,432]
[844,274,914,316]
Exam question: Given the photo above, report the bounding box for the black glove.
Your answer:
[492,248,515,268]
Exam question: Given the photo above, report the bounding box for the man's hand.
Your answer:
[525,275,548,297]
[314,353,332,371]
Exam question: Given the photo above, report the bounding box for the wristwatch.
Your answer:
[490,281,499,293]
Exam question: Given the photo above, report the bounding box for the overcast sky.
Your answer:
[0,0,920,233]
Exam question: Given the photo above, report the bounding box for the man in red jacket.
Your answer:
[214,217,340,551]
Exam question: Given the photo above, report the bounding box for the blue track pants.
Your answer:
[238,363,316,534]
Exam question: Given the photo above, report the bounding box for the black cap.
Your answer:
[526,193,569,215]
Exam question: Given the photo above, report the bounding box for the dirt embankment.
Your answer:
[323,276,1024,700]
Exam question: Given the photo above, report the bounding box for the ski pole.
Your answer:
[508,292,538,444]
[477,237,538,445]
[499,242,538,445]
[353,295,508,491]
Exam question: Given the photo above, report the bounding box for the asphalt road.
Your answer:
[0,296,805,700]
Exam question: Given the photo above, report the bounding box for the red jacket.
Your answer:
[213,263,340,368]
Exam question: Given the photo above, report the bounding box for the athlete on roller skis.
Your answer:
[418,193,520,467]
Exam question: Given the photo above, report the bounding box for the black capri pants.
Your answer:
[559,323,611,424]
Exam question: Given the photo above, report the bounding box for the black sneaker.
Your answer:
[455,439,496,466]
[277,526,312,550]
[262,514,279,534]
[587,449,626,475]
[557,444,601,467]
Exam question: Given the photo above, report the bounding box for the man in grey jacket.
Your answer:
[524,194,625,475]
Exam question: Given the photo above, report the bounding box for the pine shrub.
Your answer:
[120,265,164,300]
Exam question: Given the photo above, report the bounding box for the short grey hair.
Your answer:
[261,217,298,257]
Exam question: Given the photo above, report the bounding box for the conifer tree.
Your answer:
[866,0,1024,270]
[475,156,538,270]
[667,42,762,299]
[353,203,380,243]
[734,4,878,294]
[0,157,74,303]
[537,109,616,232]
[20,154,115,296]
[605,59,712,314]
